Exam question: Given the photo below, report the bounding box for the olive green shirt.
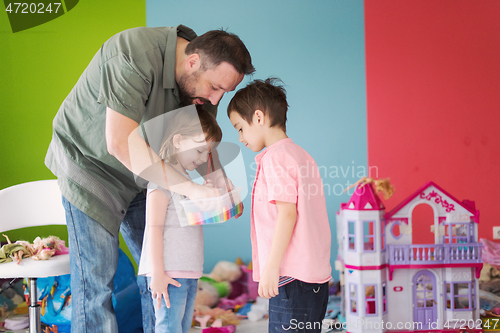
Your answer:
[45,25,216,235]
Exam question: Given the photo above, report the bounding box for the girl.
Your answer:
[138,106,222,333]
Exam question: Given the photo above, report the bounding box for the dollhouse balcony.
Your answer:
[387,243,483,280]
[388,243,482,265]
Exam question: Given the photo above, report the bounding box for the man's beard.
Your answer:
[177,71,210,106]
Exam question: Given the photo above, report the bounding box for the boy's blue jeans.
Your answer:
[269,279,329,333]
[148,277,198,333]
[63,193,154,333]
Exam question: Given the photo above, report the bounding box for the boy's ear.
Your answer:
[173,134,183,149]
[253,110,265,126]
[185,53,201,73]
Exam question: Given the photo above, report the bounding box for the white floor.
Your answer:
[188,317,269,333]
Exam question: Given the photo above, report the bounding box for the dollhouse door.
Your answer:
[413,270,437,330]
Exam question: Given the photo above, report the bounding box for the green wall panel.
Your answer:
[0,0,145,267]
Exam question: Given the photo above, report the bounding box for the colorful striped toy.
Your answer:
[185,201,243,226]
[180,187,243,226]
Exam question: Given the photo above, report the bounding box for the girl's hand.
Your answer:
[202,179,214,187]
[213,176,235,194]
[258,266,279,299]
[150,272,181,309]
[186,182,220,200]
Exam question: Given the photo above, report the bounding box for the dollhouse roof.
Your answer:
[344,182,385,211]
[386,181,477,220]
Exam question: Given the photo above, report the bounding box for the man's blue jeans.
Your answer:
[148,277,198,333]
[63,192,154,333]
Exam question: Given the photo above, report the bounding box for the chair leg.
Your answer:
[28,278,41,333]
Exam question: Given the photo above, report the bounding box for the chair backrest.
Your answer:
[0,179,66,233]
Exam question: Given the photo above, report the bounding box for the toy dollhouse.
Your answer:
[336,181,483,333]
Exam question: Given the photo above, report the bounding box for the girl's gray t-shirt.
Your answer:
[138,180,203,277]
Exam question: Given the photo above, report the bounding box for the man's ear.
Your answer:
[253,110,265,126]
[185,53,201,73]
[173,134,183,149]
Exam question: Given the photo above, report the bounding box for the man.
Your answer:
[45,25,254,332]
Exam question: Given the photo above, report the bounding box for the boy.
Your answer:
[227,78,332,332]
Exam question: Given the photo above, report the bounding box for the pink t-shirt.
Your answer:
[251,138,332,283]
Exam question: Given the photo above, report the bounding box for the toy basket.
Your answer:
[179,187,243,226]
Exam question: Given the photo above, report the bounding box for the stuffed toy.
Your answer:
[193,306,241,327]
[195,261,245,308]
[195,278,220,308]
[1,235,67,264]
[207,261,242,283]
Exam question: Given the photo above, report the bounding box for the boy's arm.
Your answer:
[146,189,181,309]
[258,201,297,299]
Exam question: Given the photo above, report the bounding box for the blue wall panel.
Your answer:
[147,0,367,280]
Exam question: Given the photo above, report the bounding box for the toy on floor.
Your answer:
[336,180,483,333]
[208,261,243,283]
[195,278,221,308]
[231,259,258,301]
[202,325,236,333]
[195,260,246,309]
[217,293,248,311]
[246,296,269,322]
[193,307,241,327]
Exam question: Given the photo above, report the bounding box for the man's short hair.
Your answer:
[227,78,288,131]
[186,29,255,75]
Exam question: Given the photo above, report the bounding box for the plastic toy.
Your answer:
[246,296,269,322]
[179,152,244,226]
[336,180,483,333]
[238,262,259,302]
[180,187,243,226]
[1,235,68,264]
[217,293,248,311]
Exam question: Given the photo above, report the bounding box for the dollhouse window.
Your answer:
[363,221,375,252]
[391,221,402,239]
[443,223,472,244]
[365,285,377,315]
[445,281,476,310]
[382,283,387,313]
[446,283,451,309]
[471,281,475,309]
[349,284,358,314]
[381,219,386,251]
[348,221,356,251]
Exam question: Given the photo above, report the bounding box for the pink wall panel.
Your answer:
[365,0,500,242]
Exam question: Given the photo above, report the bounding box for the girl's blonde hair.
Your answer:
[159,105,222,164]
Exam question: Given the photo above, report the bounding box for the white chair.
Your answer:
[0,180,70,333]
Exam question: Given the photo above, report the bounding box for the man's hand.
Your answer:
[150,272,181,309]
[258,266,280,299]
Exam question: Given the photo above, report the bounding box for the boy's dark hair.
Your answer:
[186,29,255,75]
[227,78,288,131]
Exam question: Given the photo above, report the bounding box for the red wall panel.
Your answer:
[365,0,500,242]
